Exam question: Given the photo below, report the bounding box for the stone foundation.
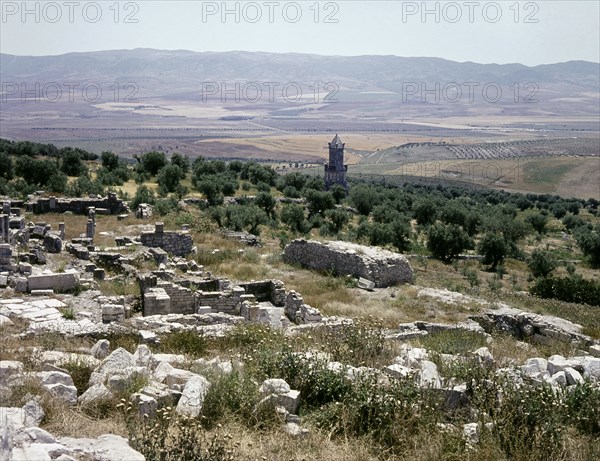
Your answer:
[138,271,320,327]
[283,239,414,288]
[195,287,245,315]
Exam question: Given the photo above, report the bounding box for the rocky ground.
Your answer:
[1,210,599,460]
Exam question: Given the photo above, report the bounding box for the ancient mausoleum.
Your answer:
[324,134,348,191]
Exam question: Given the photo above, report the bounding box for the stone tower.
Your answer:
[324,134,348,191]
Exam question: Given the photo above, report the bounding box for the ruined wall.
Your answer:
[284,290,322,324]
[0,244,12,268]
[140,223,193,256]
[195,287,244,315]
[157,281,195,315]
[143,288,171,316]
[283,239,413,288]
[238,280,285,306]
[178,279,219,292]
[140,274,196,315]
[27,193,128,215]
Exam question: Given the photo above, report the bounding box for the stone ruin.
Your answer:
[221,229,260,246]
[0,200,26,244]
[283,239,414,288]
[139,268,321,329]
[26,192,129,215]
[135,203,153,219]
[0,210,322,330]
[140,222,194,257]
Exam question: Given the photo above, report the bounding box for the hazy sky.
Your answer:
[1,0,599,65]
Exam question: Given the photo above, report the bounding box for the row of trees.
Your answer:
[0,140,193,199]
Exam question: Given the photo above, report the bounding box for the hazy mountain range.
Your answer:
[1,48,599,137]
[1,48,598,101]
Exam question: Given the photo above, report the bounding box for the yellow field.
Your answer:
[381,157,600,199]
[195,134,457,164]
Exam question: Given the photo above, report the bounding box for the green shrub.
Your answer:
[157,330,207,358]
[59,306,76,320]
[488,274,503,294]
[246,344,353,411]
[122,405,236,461]
[464,268,480,288]
[311,372,440,454]
[201,371,263,429]
[492,384,567,461]
[564,381,600,435]
[530,275,600,306]
[222,323,284,354]
[319,319,387,367]
[131,184,155,209]
[60,359,94,396]
[103,331,141,353]
[419,329,488,356]
[527,248,559,278]
[154,196,181,216]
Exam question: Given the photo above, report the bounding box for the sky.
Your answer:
[1,0,599,65]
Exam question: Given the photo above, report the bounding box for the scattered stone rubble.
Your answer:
[0,339,307,460]
[221,229,260,246]
[0,397,145,461]
[284,239,414,287]
[470,306,596,346]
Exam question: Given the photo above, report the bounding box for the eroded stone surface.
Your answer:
[283,239,413,287]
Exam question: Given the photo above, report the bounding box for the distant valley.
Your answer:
[1,49,598,198]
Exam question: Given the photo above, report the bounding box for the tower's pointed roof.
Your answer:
[330,134,344,148]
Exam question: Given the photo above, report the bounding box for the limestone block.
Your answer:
[91,340,111,359]
[283,239,413,287]
[175,375,210,417]
[79,384,113,407]
[28,271,79,292]
[358,277,375,291]
[419,361,441,388]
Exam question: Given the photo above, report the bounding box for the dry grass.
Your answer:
[380,157,600,200]
[217,422,380,461]
[270,255,498,328]
[27,212,145,248]
[97,277,140,297]
[488,334,537,367]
